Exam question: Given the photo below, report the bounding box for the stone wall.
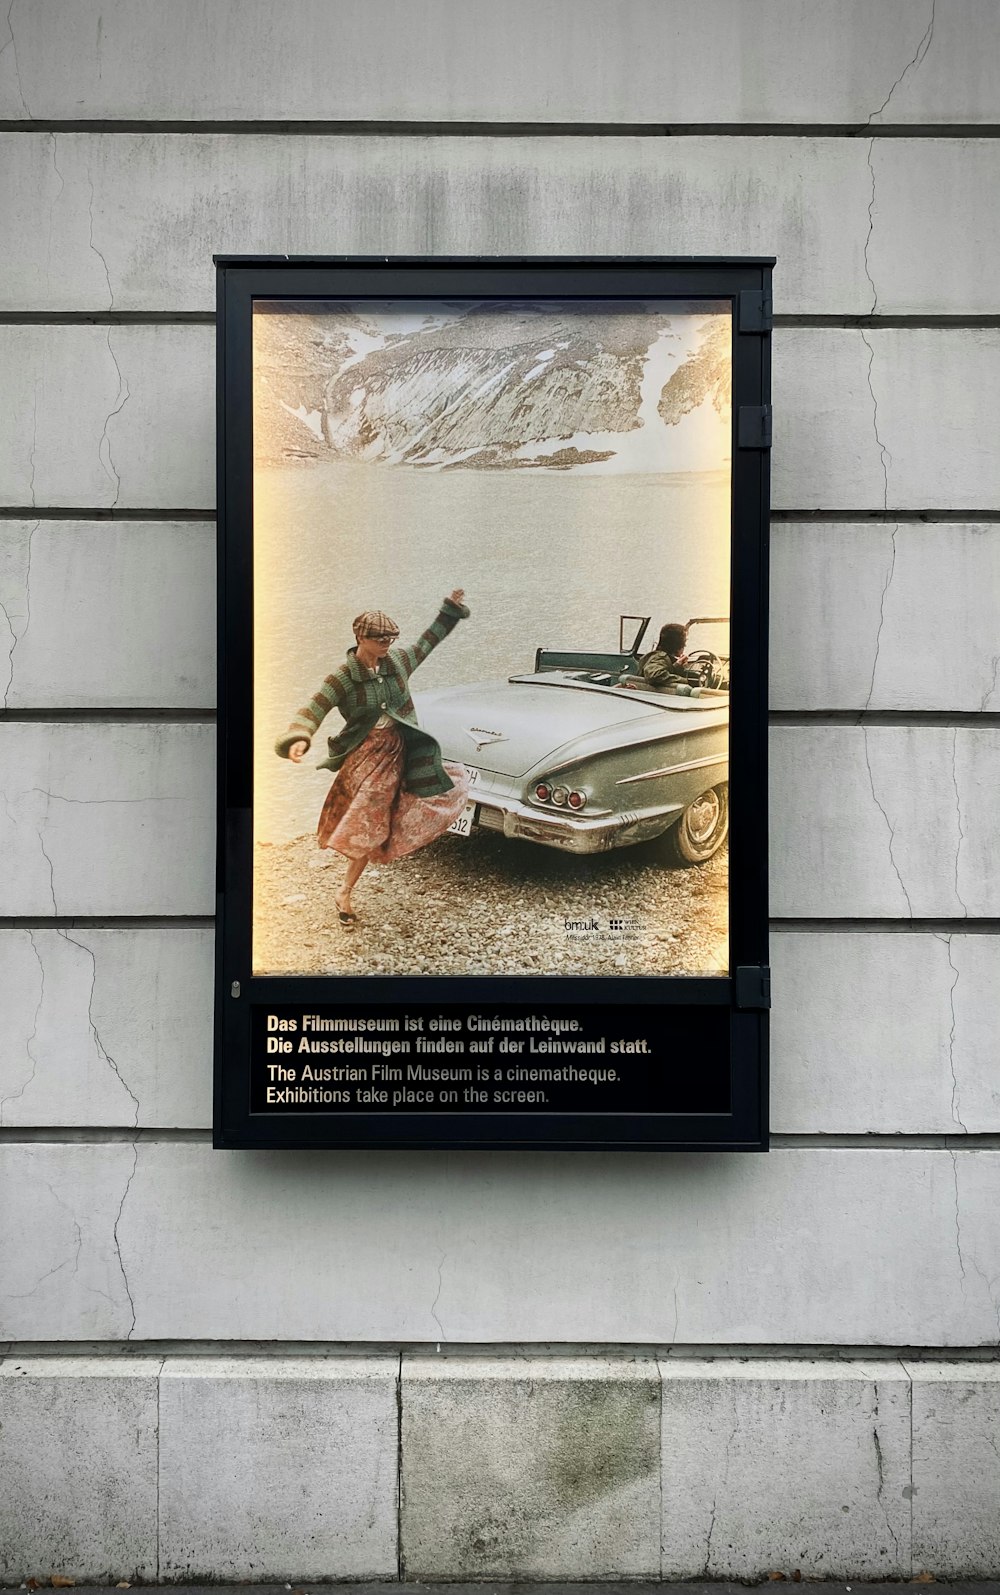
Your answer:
[1,0,999,1579]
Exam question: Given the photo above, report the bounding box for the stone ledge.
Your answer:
[2,1357,1000,1580]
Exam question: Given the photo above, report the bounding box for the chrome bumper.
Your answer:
[474,793,680,854]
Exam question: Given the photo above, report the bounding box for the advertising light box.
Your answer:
[214,257,772,1149]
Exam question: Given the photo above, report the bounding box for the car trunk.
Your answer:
[413,679,665,778]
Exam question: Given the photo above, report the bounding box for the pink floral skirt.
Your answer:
[317,724,471,863]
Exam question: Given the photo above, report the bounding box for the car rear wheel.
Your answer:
[656,783,729,866]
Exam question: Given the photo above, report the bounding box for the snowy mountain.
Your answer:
[253,302,730,472]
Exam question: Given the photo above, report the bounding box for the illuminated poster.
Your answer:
[215,259,771,1149]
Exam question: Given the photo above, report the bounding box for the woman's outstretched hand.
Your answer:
[449,588,465,605]
[288,740,309,762]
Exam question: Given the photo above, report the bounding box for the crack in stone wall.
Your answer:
[0,928,44,1124]
[5,789,142,1337]
[980,653,1000,712]
[429,1251,447,1344]
[871,1382,901,1562]
[112,1141,139,1339]
[86,160,115,310]
[98,329,129,506]
[948,1153,1000,1346]
[948,1148,968,1295]
[1,518,38,708]
[865,524,897,710]
[58,928,141,1126]
[702,1408,739,1576]
[863,0,937,312]
[861,728,913,916]
[857,10,936,708]
[935,933,967,1132]
[0,0,28,117]
[6,1178,82,1301]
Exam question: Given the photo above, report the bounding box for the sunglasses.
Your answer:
[371,632,399,643]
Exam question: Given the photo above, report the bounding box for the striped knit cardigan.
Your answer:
[274,596,470,797]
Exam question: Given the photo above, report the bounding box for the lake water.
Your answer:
[254,459,730,843]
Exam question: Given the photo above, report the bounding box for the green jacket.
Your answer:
[275,597,470,797]
[640,648,701,690]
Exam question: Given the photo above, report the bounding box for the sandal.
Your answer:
[335,892,357,927]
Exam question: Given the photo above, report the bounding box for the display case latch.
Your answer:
[738,405,772,449]
[735,966,771,1009]
[737,288,773,332]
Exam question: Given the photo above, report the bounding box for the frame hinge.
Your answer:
[737,287,773,333]
[737,404,772,449]
[735,966,771,1010]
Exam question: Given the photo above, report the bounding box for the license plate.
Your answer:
[448,801,477,837]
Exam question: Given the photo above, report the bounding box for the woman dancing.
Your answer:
[276,590,472,926]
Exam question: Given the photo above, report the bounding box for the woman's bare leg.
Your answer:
[336,856,368,916]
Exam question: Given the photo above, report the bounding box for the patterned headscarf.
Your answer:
[352,609,399,641]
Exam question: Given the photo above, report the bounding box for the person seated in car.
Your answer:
[640,622,704,690]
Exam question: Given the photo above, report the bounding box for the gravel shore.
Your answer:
[253,829,728,977]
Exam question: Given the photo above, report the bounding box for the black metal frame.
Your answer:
[214,256,772,1151]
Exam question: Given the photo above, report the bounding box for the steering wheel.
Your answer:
[684,650,728,689]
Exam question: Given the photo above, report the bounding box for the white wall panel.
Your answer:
[0,1144,996,1343]
[773,328,1000,511]
[0,326,214,509]
[5,520,997,715]
[770,523,1000,712]
[4,326,1000,512]
[0,928,214,1129]
[3,930,995,1134]
[0,723,215,917]
[770,725,1000,919]
[0,520,215,708]
[3,131,974,317]
[4,724,995,920]
[871,141,1000,315]
[771,932,1000,1134]
[1,1,994,125]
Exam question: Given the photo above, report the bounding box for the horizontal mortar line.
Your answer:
[0,916,215,930]
[0,707,216,723]
[770,1133,1000,1149]
[4,311,1000,329]
[2,119,1000,137]
[4,507,1000,525]
[0,506,215,520]
[774,314,1000,329]
[770,710,1000,727]
[771,917,1000,934]
[4,709,999,728]
[771,509,1000,523]
[3,1127,1000,1148]
[2,1339,999,1360]
[0,1127,214,1142]
[0,311,214,325]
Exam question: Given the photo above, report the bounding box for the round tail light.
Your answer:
[551,786,569,806]
[567,790,586,809]
[534,783,551,802]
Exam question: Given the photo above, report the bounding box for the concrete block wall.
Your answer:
[1,0,998,1579]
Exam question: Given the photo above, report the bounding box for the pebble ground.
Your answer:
[253,828,728,978]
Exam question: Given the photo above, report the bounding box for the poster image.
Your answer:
[251,297,733,983]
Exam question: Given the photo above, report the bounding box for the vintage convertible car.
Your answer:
[415,617,729,866]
